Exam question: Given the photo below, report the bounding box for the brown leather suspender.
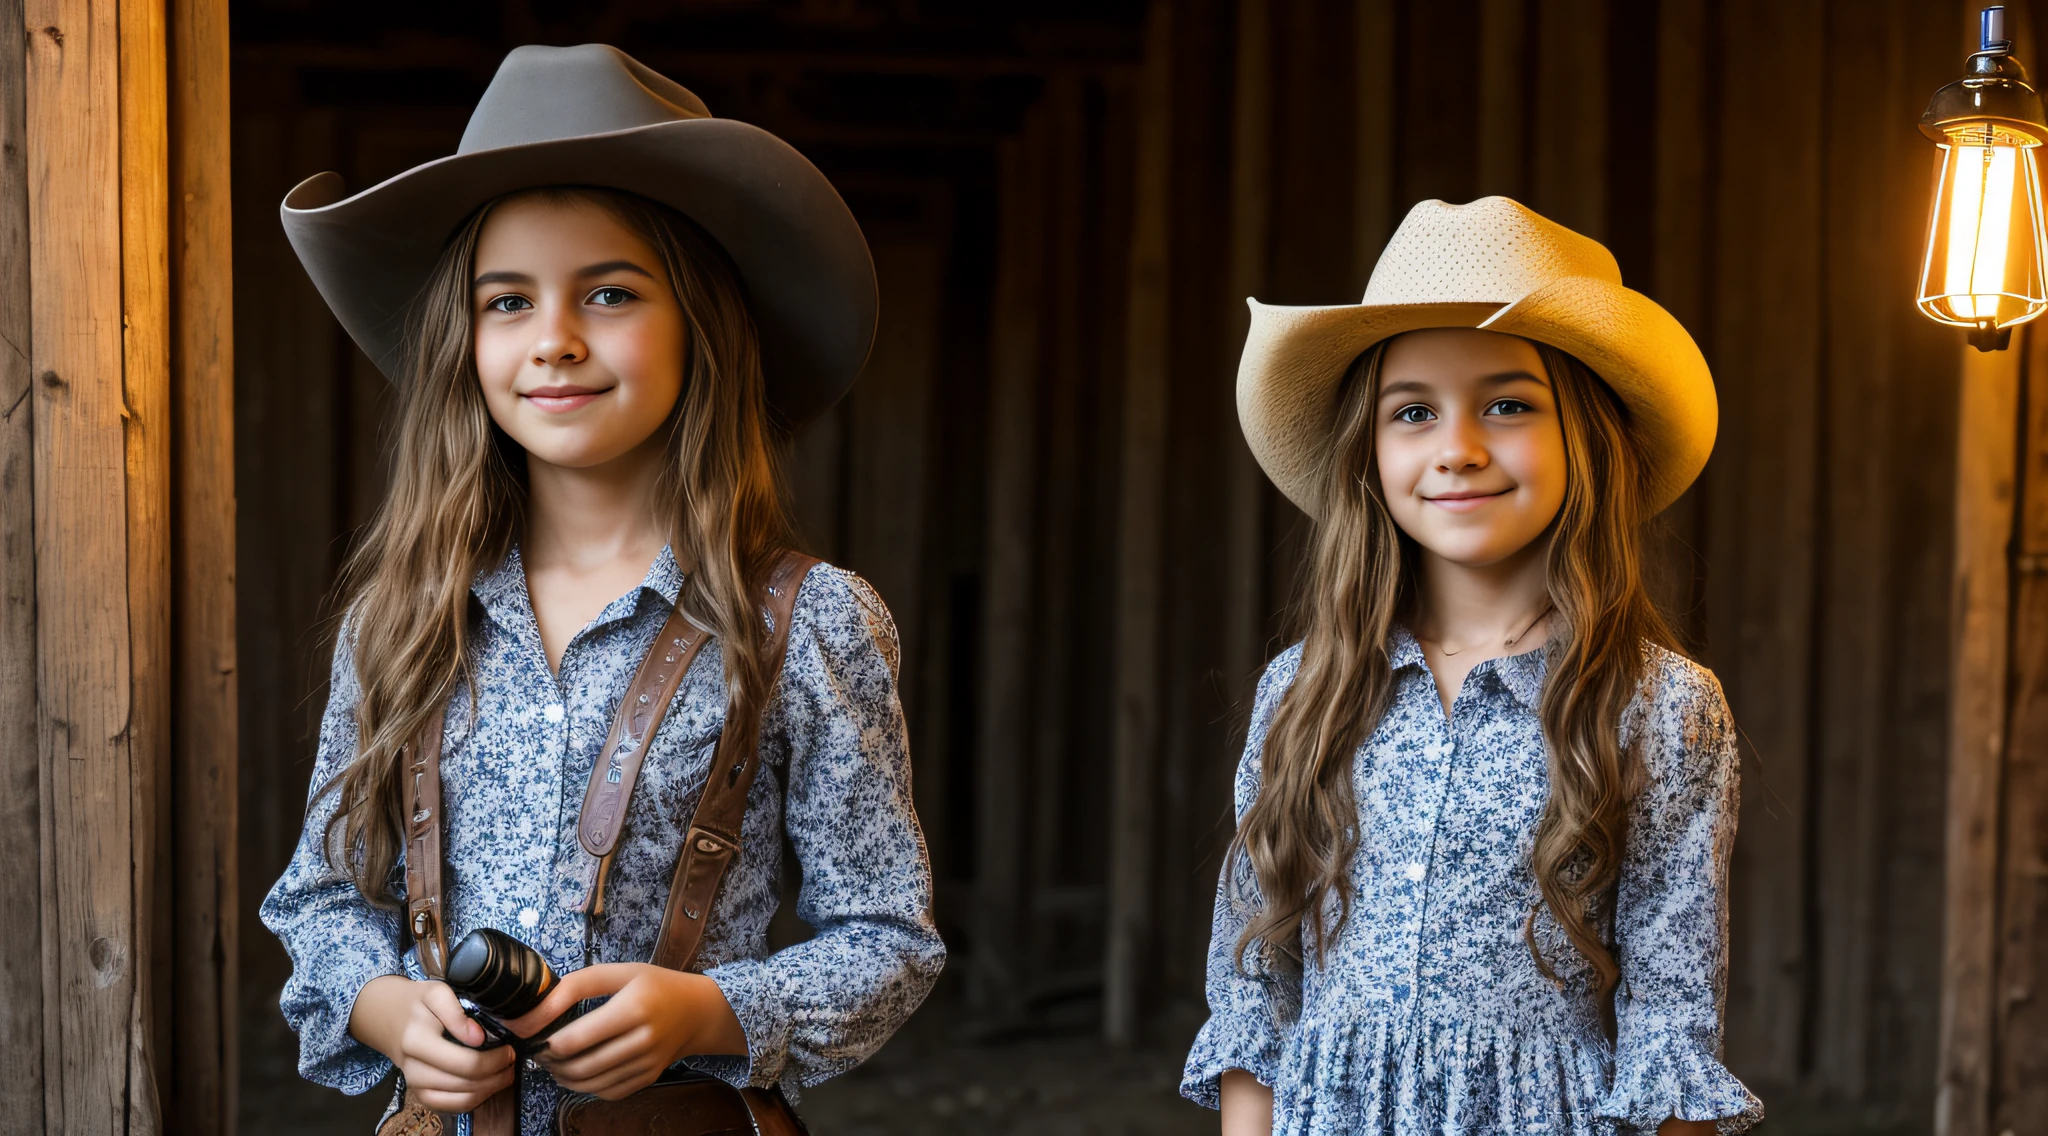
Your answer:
[395,551,817,1133]
[652,550,813,971]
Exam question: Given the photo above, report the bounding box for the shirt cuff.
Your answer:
[697,957,792,1091]
[296,966,403,1094]
[1179,1012,1283,1110]
[1595,1022,1763,1134]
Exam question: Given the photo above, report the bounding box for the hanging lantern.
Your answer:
[1918,6,2048,351]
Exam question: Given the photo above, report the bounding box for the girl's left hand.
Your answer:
[502,962,746,1100]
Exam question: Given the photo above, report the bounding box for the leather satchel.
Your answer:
[382,551,818,1136]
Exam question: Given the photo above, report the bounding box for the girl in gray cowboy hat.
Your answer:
[1184,198,1763,1136]
[259,44,942,1135]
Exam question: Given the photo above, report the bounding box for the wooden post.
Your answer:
[0,0,44,1130]
[1103,0,1171,1047]
[1937,342,2022,1136]
[27,0,159,1129]
[1353,0,1396,288]
[1997,319,2048,1135]
[13,0,234,1130]
[1222,0,1270,710]
[169,0,237,1128]
[972,109,1049,1012]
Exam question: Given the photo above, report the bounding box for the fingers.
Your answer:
[420,982,486,1049]
[504,963,640,1038]
[405,1001,513,1082]
[403,1059,515,1112]
[538,1022,653,1085]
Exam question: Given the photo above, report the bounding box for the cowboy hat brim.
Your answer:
[282,116,877,427]
[1237,278,1717,517]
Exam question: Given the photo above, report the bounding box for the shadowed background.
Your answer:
[224,1,2027,1132]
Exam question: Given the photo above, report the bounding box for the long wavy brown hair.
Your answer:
[1232,335,1677,1010]
[318,186,796,905]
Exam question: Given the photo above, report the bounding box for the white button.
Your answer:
[1404,863,1427,882]
[543,704,565,724]
[518,906,539,929]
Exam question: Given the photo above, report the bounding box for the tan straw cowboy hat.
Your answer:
[281,44,876,426]
[1238,196,1716,516]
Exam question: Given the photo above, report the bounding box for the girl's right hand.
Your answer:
[349,974,515,1112]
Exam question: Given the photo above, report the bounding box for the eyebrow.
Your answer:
[471,260,657,289]
[1377,369,1549,398]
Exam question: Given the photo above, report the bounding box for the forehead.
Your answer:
[1378,328,1546,387]
[472,195,655,268]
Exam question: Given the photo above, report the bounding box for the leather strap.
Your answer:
[651,551,816,972]
[574,607,712,915]
[403,708,453,979]
[396,550,818,1135]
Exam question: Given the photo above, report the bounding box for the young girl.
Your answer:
[260,45,942,1134]
[1184,198,1764,1135]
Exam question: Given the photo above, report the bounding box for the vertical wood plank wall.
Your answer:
[217,2,2029,1131]
[5,0,237,1131]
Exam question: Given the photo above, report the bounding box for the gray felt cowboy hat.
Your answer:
[280,43,877,426]
[1238,196,1718,518]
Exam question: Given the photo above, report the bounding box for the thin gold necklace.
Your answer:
[1434,604,1553,657]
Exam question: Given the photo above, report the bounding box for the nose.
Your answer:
[1433,412,1489,474]
[530,305,586,368]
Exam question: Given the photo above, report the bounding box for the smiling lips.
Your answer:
[522,384,610,413]
[1424,488,1512,513]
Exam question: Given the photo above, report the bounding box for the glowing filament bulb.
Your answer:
[1943,143,2019,319]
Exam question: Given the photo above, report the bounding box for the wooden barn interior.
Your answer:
[5,0,2048,1134]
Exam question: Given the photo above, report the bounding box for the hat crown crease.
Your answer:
[1359,196,1621,306]
[458,43,711,156]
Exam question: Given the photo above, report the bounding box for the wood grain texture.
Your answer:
[1709,0,1826,1089]
[25,0,149,1129]
[168,0,238,1129]
[970,115,1047,1012]
[1102,0,1170,1046]
[1532,0,1607,238]
[1475,0,1528,199]
[1936,340,2020,1136]
[0,0,43,1128]
[118,0,172,1125]
[1994,323,2048,1136]
[1221,0,1270,713]
[1352,0,1396,286]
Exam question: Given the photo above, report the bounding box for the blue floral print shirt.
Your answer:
[1182,629,1764,1135]
[260,547,943,1134]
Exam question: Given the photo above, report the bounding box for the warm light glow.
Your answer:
[1919,136,2048,330]
[1943,144,2017,318]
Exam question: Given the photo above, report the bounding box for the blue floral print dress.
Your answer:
[261,547,944,1135]
[1182,629,1764,1135]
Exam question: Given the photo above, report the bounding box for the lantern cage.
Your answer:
[1918,6,2048,351]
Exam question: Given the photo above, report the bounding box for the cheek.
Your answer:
[473,325,524,397]
[1502,426,1568,514]
[601,319,686,412]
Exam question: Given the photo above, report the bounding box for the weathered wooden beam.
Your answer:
[1710,0,1826,1088]
[971,105,1048,1012]
[1533,0,1608,237]
[1102,0,1170,1047]
[169,0,238,1129]
[0,0,43,1128]
[1994,322,2048,1135]
[1221,0,1270,731]
[25,0,163,1129]
[1476,0,1528,199]
[1936,338,2021,1136]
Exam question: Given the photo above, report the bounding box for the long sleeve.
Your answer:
[697,566,944,1092]
[1179,647,1302,1110]
[257,626,408,1095]
[1596,655,1764,1134]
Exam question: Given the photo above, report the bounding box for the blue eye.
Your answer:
[590,287,634,307]
[486,294,531,314]
[1486,398,1534,416]
[1394,404,1435,424]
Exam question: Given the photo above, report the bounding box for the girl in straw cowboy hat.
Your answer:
[1183,198,1764,1136]
[259,45,941,1135]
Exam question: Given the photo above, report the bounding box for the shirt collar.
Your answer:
[1388,622,1549,709]
[469,542,686,633]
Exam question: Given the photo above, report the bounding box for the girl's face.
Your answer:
[1373,328,1567,568]
[472,196,687,473]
